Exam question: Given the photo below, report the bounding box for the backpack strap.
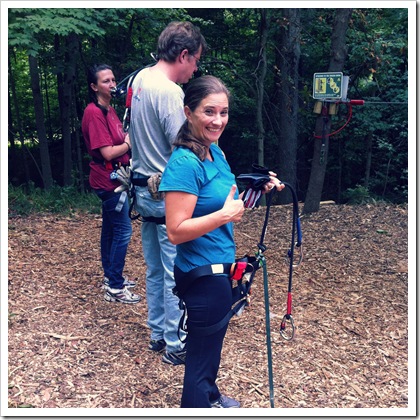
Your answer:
[122,69,141,132]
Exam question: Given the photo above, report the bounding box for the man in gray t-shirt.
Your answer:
[129,21,206,366]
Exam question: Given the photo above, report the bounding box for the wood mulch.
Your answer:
[7,202,410,410]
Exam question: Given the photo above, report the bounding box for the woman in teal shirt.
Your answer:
[160,75,283,408]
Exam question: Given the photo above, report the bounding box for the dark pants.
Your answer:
[175,267,232,408]
[96,190,132,289]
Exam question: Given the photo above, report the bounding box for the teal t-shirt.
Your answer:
[159,143,238,273]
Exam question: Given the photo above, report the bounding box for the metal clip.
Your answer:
[293,245,304,269]
[280,314,295,341]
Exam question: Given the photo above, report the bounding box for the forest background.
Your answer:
[6,5,410,215]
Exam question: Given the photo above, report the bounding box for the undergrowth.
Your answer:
[8,183,101,216]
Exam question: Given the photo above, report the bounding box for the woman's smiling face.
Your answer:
[185,92,229,147]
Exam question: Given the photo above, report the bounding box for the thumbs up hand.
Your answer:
[222,184,245,222]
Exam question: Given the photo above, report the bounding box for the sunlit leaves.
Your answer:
[9,8,108,53]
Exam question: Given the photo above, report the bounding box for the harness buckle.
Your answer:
[246,289,252,305]
[230,261,248,280]
[230,261,257,282]
[211,264,226,275]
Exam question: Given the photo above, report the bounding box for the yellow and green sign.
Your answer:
[313,72,343,99]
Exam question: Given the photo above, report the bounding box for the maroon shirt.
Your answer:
[82,103,130,191]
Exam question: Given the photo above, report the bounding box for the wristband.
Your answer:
[124,141,131,151]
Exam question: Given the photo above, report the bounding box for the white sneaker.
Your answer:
[104,286,141,304]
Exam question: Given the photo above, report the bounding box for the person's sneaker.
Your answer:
[149,339,166,353]
[104,286,141,304]
[162,349,186,365]
[103,276,136,289]
[211,395,241,408]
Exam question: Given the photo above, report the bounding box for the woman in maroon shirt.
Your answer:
[82,64,140,304]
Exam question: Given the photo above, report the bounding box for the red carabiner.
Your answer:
[280,292,295,340]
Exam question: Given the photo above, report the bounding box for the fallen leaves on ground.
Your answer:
[7,203,409,409]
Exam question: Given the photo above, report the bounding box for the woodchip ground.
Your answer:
[7,202,411,414]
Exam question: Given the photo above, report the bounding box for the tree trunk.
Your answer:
[302,8,352,214]
[8,76,16,170]
[58,33,79,186]
[73,85,85,193]
[9,53,31,185]
[337,135,343,202]
[275,8,301,204]
[255,8,268,167]
[28,54,53,190]
[42,68,54,142]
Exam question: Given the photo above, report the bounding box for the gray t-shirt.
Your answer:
[129,67,186,176]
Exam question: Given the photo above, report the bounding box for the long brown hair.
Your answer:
[174,75,230,161]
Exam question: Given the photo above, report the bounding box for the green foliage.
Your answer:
[8,8,109,55]
[8,183,101,216]
[342,184,376,204]
[7,7,409,207]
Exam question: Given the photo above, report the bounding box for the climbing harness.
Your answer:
[174,255,261,341]
[173,163,303,408]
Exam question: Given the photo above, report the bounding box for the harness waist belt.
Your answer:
[142,215,166,224]
[132,177,150,187]
[187,263,232,278]
[174,259,258,299]
[92,157,128,170]
[173,263,232,299]
[174,256,260,341]
[96,190,117,201]
[92,156,105,164]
